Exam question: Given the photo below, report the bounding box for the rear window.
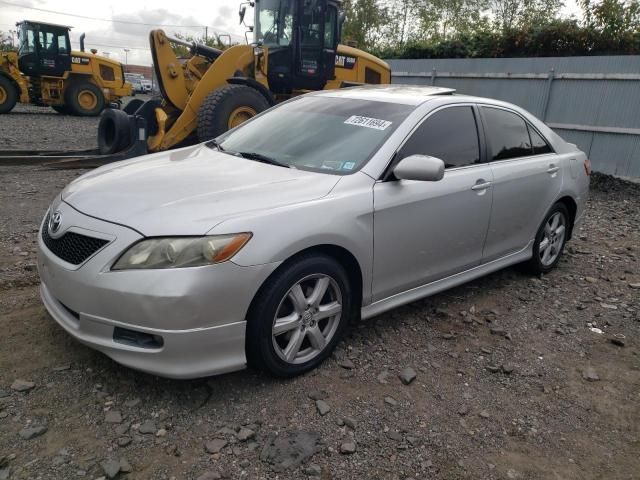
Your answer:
[215,96,415,174]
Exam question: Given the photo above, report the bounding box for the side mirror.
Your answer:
[239,6,247,25]
[393,155,445,182]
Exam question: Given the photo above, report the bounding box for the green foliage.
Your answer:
[342,0,640,57]
[0,31,17,52]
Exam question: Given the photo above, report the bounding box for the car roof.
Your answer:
[315,85,457,106]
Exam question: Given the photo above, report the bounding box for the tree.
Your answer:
[489,0,563,31]
[579,0,640,35]
[0,31,16,52]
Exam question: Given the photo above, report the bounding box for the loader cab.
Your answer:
[253,0,339,93]
[17,21,72,78]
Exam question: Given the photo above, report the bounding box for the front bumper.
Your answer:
[37,202,280,379]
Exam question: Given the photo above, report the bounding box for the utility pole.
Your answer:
[123,48,130,65]
[205,26,208,43]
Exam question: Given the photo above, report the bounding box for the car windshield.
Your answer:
[213,96,415,175]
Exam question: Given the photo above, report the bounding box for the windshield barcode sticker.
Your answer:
[344,115,392,130]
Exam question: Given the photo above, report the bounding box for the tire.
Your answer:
[0,75,18,114]
[246,254,353,377]
[98,108,131,154]
[122,98,144,114]
[65,81,105,116]
[527,202,570,275]
[197,84,269,142]
[51,105,70,114]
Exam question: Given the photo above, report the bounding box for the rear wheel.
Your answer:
[527,202,570,275]
[246,254,352,377]
[66,81,105,116]
[51,105,70,114]
[0,76,18,114]
[197,84,269,142]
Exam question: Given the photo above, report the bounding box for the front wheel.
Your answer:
[0,75,18,114]
[66,81,105,116]
[246,254,352,377]
[527,202,570,275]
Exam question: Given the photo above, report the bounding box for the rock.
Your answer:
[308,390,328,401]
[342,416,357,430]
[10,379,35,392]
[304,464,322,476]
[119,457,132,473]
[629,283,640,289]
[458,405,469,416]
[100,458,121,479]
[117,436,132,447]
[600,303,618,310]
[19,424,47,440]
[442,333,455,340]
[377,371,389,384]
[384,396,398,406]
[582,367,600,382]
[502,363,514,374]
[486,365,500,373]
[205,438,228,454]
[156,428,167,437]
[585,276,598,283]
[260,430,323,472]
[610,337,625,347]
[237,427,255,441]
[387,430,402,441]
[490,327,506,336]
[398,367,417,385]
[196,471,222,480]
[338,358,355,369]
[52,365,70,372]
[104,410,122,424]
[339,441,357,454]
[124,398,141,407]
[315,400,331,416]
[115,422,130,435]
[479,410,490,419]
[0,388,9,398]
[138,420,157,434]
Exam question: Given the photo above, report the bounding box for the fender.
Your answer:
[227,76,276,106]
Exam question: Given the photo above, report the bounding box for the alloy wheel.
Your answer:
[539,211,566,266]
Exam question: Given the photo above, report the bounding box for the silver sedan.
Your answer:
[37,85,590,378]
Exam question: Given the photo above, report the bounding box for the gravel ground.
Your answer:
[0,166,639,480]
[0,96,147,151]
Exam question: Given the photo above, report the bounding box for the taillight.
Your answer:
[583,158,592,176]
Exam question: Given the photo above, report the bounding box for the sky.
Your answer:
[0,0,581,66]
[0,0,248,65]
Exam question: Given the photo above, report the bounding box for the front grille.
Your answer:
[42,213,109,265]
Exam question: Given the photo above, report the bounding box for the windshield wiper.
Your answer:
[206,139,225,152]
[236,151,290,168]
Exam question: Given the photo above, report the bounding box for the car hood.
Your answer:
[62,145,341,236]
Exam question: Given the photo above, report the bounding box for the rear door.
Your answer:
[479,106,561,262]
[372,105,494,301]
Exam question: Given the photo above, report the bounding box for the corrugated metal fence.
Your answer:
[388,56,640,178]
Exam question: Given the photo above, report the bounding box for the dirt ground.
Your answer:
[0,164,639,480]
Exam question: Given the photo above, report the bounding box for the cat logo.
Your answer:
[335,54,356,70]
[71,56,91,65]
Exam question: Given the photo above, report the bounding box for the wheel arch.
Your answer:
[227,77,276,107]
[555,195,578,239]
[0,71,21,93]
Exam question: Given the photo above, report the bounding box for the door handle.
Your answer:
[471,181,492,191]
[547,165,560,174]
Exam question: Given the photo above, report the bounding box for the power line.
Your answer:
[0,0,206,28]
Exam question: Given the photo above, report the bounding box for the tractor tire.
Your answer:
[51,105,70,115]
[0,75,18,114]
[98,108,131,154]
[197,84,269,142]
[66,81,105,116]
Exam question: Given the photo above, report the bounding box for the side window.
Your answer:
[324,6,337,49]
[528,125,553,155]
[482,107,532,161]
[399,106,481,169]
[57,34,69,54]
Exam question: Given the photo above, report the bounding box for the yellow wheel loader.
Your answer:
[97,0,391,157]
[0,20,131,116]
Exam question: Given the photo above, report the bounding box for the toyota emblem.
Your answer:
[49,211,62,234]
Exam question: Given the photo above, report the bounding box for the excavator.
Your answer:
[97,0,391,157]
[0,20,131,116]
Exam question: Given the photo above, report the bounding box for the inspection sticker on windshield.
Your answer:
[344,115,392,130]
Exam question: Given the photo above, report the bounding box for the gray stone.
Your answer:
[19,424,47,440]
[119,457,132,473]
[0,467,9,480]
[10,379,35,392]
[384,396,398,406]
[339,441,356,454]
[490,327,506,336]
[0,389,9,399]
[398,367,417,385]
[308,390,329,401]
[582,367,600,382]
[458,405,469,416]
[486,365,500,373]
[205,438,228,454]
[479,410,490,419]
[502,363,514,374]
[260,430,323,472]
[387,430,402,441]
[377,371,389,384]
[52,365,70,372]
[237,427,255,441]
[304,464,322,476]
[117,436,132,447]
[338,358,355,369]
[115,422,130,435]
[315,400,331,416]
[342,416,357,430]
[104,410,122,424]
[629,283,640,289]
[138,420,157,434]
[100,458,121,479]
[610,337,625,347]
[124,398,141,407]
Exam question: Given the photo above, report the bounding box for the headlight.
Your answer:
[112,233,252,270]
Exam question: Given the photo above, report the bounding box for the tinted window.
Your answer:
[399,106,480,168]
[528,125,553,155]
[482,107,532,161]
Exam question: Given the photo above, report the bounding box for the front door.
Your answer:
[372,105,493,301]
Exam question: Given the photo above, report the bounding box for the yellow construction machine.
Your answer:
[97,0,391,156]
[0,20,131,116]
